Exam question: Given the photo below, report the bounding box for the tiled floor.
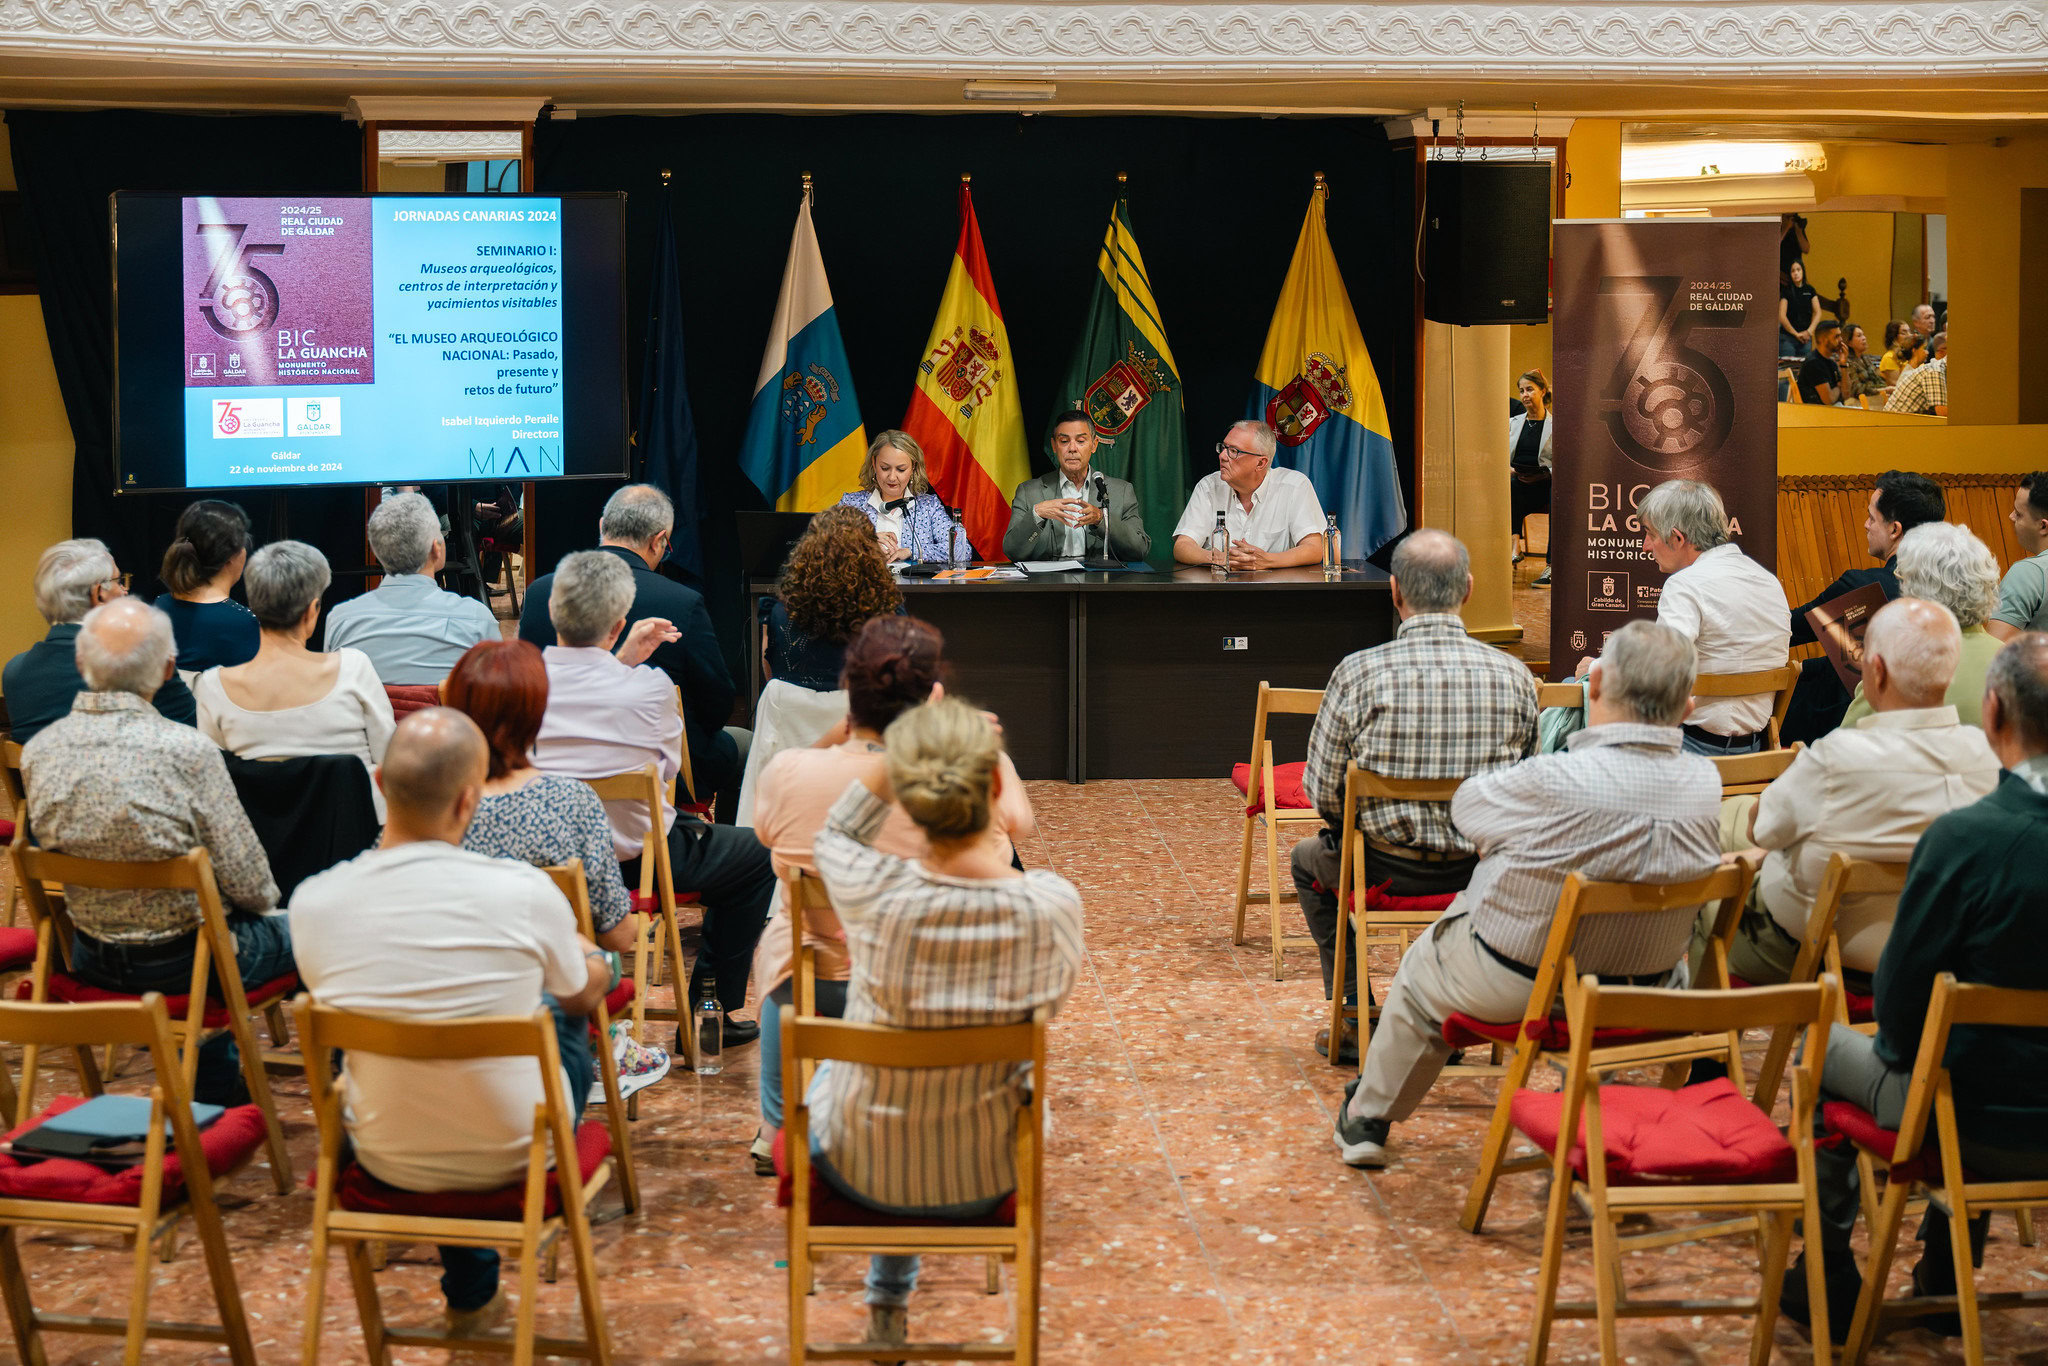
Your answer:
[5,775,2046,1363]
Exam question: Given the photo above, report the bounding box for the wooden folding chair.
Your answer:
[8,838,295,1192]
[296,998,615,1366]
[785,870,834,1021]
[0,994,262,1365]
[584,762,700,1072]
[1325,762,1471,1072]
[1835,975,2048,1365]
[1519,974,1842,1364]
[1710,742,1802,798]
[1,738,24,928]
[541,860,639,1210]
[1229,681,1325,980]
[1693,665,1802,750]
[1536,681,1585,710]
[1459,858,1758,1233]
[673,686,711,821]
[780,1007,1046,1365]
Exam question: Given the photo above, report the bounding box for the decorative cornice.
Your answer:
[376,129,525,158]
[1,3,2046,79]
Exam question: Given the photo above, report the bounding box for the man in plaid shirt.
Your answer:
[1293,530,1538,1062]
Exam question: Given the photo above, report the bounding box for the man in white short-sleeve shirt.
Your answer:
[291,706,609,1330]
[1172,420,1327,571]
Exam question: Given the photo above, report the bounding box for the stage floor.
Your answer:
[3,777,2039,1363]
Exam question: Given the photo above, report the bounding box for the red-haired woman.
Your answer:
[445,639,670,1097]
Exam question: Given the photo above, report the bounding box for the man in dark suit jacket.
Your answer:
[519,485,744,814]
[1001,409,1152,564]
[3,539,195,744]
[1782,470,1947,744]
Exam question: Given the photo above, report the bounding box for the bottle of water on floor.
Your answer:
[695,976,722,1075]
[1321,513,1343,580]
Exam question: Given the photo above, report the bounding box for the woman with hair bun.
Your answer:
[156,498,260,671]
[804,694,1082,1354]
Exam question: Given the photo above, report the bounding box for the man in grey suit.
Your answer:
[1002,409,1152,563]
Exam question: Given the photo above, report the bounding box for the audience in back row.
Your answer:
[1989,470,2048,639]
[3,539,196,743]
[1885,327,1949,416]
[1841,521,2004,727]
[155,498,260,674]
[324,491,499,684]
[21,596,289,1106]
[1293,529,1538,1064]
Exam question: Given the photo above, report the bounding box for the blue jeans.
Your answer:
[810,1118,1009,1308]
[68,913,296,1107]
[437,995,597,1311]
[758,976,849,1131]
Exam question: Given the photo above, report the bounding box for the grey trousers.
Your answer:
[1290,827,1477,1003]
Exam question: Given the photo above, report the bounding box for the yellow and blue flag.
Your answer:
[1248,186,1405,558]
[739,190,866,511]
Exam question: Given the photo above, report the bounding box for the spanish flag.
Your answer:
[901,182,1029,558]
[737,189,867,511]
[1248,184,1406,558]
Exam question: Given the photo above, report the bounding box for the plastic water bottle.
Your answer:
[1207,510,1230,579]
[949,506,971,569]
[695,977,722,1075]
[1321,513,1343,580]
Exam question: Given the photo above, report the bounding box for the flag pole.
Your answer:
[1313,170,1327,200]
[801,171,813,205]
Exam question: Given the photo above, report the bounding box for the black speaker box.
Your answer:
[1422,161,1552,326]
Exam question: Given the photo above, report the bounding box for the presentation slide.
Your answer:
[114,192,626,493]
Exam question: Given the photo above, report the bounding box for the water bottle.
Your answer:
[1207,510,1230,579]
[948,506,971,569]
[1321,513,1343,580]
[694,976,723,1075]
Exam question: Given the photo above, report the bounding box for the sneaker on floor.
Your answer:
[445,1287,511,1340]
[1533,567,1552,587]
[863,1304,908,1366]
[1333,1076,1391,1168]
[614,1022,671,1099]
[750,1128,776,1177]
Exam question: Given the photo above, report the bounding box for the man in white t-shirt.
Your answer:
[1171,420,1327,571]
[291,706,610,1334]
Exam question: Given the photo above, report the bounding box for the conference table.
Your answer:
[746,564,1394,782]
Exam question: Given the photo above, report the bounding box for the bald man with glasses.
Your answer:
[1171,420,1327,573]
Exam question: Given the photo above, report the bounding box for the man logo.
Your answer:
[466,446,563,476]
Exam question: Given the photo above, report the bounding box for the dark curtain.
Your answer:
[535,112,1413,688]
[4,110,366,599]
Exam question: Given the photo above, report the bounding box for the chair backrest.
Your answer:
[1243,682,1324,806]
[672,686,699,807]
[1886,975,2048,1171]
[785,870,835,1018]
[542,859,598,939]
[1536,681,1583,710]
[0,737,24,815]
[583,763,674,909]
[1693,664,1802,748]
[1711,742,1802,796]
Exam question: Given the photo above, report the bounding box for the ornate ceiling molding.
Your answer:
[1,3,2045,78]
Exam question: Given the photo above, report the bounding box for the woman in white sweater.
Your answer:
[194,540,395,817]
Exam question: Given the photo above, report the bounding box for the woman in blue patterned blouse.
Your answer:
[835,430,970,564]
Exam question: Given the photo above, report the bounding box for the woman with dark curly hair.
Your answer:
[760,505,904,692]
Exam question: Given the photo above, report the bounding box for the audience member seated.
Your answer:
[1843,522,2006,727]
[21,597,287,1105]
[154,498,259,672]
[1796,319,1845,405]
[1988,470,2048,641]
[761,505,902,693]
[808,698,1082,1355]
[532,550,774,1050]
[1839,324,1889,404]
[1783,633,2048,1339]
[3,539,196,744]
[1909,302,1938,345]
[1696,598,1998,990]
[194,540,395,819]
[1292,530,1538,1063]
[1884,347,1949,416]
[1783,471,1945,742]
[444,638,668,1100]
[749,615,1037,1171]
[1595,479,1789,757]
[1877,319,1922,382]
[323,491,499,684]
[520,484,748,815]
[1334,621,1722,1169]
[290,707,610,1337]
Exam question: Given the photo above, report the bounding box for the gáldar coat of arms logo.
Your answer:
[921,325,1003,420]
[1265,351,1353,447]
[779,363,841,446]
[1081,342,1174,439]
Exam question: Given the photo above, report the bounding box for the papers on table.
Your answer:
[1016,560,1085,573]
[934,566,1027,581]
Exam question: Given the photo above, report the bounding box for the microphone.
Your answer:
[1093,473,1110,557]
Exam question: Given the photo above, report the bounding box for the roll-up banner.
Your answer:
[1548,219,1779,678]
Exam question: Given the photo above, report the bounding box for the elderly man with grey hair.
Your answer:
[22,597,288,1106]
[1170,420,1328,571]
[1583,479,1790,756]
[1336,620,1723,1167]
[519,484,745,815]
[2,538,196,743]
[1292,530,1538,1063]
[533,551,774,1050]
[1842,521,2005,728]
[323,491,499,684]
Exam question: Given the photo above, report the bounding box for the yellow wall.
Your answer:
[1778,405,2048,475]
[0,294,76,662]
[1945,134,2048,425]
[1801,212,1892,333]
[1811,141,1948,209]
[1565,120,1622,217]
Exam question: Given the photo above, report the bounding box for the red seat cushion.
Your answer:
[383,684,442,718]
[0,926,36,973]
[1347,883,1460,914]
[0,1096,267,1205]
[333,1120,612,1219]
[0,816,14,841]
[603,979,636,1017]
[771,1129,1016,1228]
[1511,1077,1796,1184]
[628,890,699,917]
[1729,976,1875,1026]
[1822,1100,1955,1183]
[1231,761,1311,815]
[1441,1012,1673,1051]
[21,970,300,1028]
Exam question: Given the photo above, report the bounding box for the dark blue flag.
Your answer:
[639,186,703,579]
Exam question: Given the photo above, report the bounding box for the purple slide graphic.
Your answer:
[183,197,374,388]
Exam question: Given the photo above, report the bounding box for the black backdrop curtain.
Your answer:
[4,109,365,597]
[536,113,1414,684]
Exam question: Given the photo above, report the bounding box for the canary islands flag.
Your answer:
[901,182,1029,559]
[1248,187,1405,558]
[738,192,866,511]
